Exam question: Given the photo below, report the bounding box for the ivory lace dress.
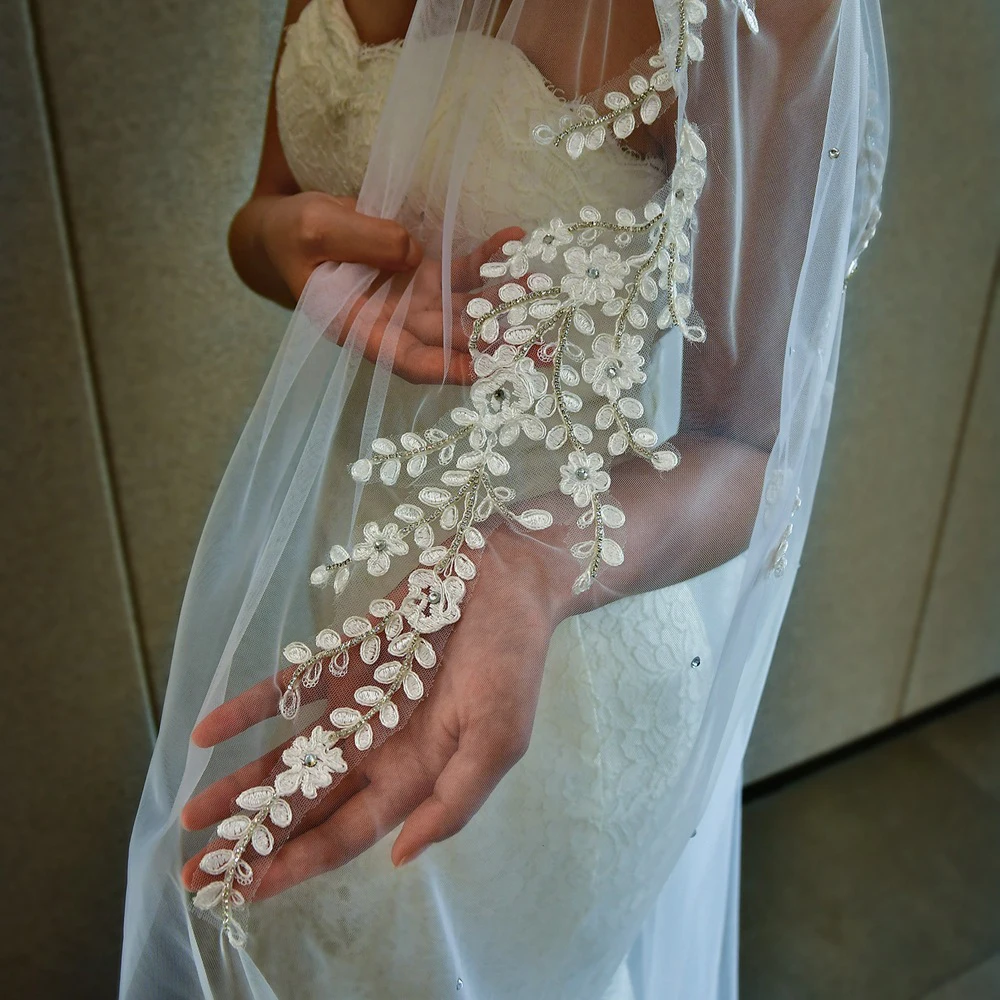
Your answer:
[244,3,746,997]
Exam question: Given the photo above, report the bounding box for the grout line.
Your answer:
[893,243,1000,721]
[24,0,160,744]
[744,674,1000,803]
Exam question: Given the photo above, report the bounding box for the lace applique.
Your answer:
[770,489,801,577]
[732,0,759,34]
[192,122,708,946]
[193,0,721,941]
[530,0,706,158]
[762,470,802,579]
[845,74,887,285]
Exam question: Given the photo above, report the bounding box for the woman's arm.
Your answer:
[228,0,421,308]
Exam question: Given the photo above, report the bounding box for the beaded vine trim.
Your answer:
[192,7,712,950]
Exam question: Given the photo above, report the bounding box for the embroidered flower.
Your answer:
[559,451,612,507]
[582,334,647,401]
[468,353,548,443]
[274,726,347,799]
[352,521,409,577]
[561,245,629,305]
[502,220,574,277]
[400,568,466,633]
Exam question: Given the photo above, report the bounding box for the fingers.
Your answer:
[181,744,285,832]
[390,722,526,867]
[191,662,307,748]
[451,226,525,290]
[392,338,475,385]
[253,764,430,900]
[311,202,422,272]
[181,769,370,890]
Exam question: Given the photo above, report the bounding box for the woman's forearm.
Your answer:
[228,195,297,309]
[504,432,770,621]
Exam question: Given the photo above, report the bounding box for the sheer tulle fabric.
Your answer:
[120,2,888,997]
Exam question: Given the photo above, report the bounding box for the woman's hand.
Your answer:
[181,523,571,898]
[233,189,522,384]
[332,223,525,385]
[258,192,422,302]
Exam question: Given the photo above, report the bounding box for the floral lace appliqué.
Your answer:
[531,0,706,158]
[193,4,716,943]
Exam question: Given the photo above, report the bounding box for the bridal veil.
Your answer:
[120,1,889,996]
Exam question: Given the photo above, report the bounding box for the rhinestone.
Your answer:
[542,234,555,244]
[487,388,506,413]
[303,753,318,767]
[605,364,619,378]
[690,828,697,838]
[690,655,701,669]
[675,188,685,199]
[428,591,441,605]
[456,980,464,991]
[828,147,841,159]
[586,267,600,278]
[575,467,590,480]
[373,540,387,552]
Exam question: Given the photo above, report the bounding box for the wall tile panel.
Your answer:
[746,0,1000,780]
[903,264,1000,714]
[33,0,287,705]
[0,2,153,993]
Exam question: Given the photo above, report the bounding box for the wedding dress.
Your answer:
[119,2,888,997]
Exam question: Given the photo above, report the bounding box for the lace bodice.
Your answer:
[276,0,665,242]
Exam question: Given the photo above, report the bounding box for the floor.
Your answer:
[740,686,1000,1000]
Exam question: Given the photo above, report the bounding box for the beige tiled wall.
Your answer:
[1,2,154,993]
[32,0,288,706]
[3,0,998,994]
[744,0,1000,781]
[902,261,1000,714]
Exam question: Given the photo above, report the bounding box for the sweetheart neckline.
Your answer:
[310,0,665,167]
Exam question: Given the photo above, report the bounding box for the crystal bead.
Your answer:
[575,468,590,480]
[828,147,841,159]
[303,753,318,767]
[586,267,600,278]
[542,234,555,244]
[605,364,619,378]
[428,591,441,605]
[690,655,701,669]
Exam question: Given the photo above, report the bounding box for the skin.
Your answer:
[183,0,815,897]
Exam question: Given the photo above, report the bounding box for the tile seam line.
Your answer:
[24,0,159,742]
[893,240,1000,719]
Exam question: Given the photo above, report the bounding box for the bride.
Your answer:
[119,2,888,997]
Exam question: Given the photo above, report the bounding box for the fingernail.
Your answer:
[395,844,427,868]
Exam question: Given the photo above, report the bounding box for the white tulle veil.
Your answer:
[119,1,888,997]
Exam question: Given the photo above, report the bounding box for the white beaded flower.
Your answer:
[274,727,347,799]
[399,568,466,634]
[352,521,409,577]
[582,333,647,401]
[559,451,612,508]
[498,220,574,277]
[561,245,629,305]
[468,357,548,443]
